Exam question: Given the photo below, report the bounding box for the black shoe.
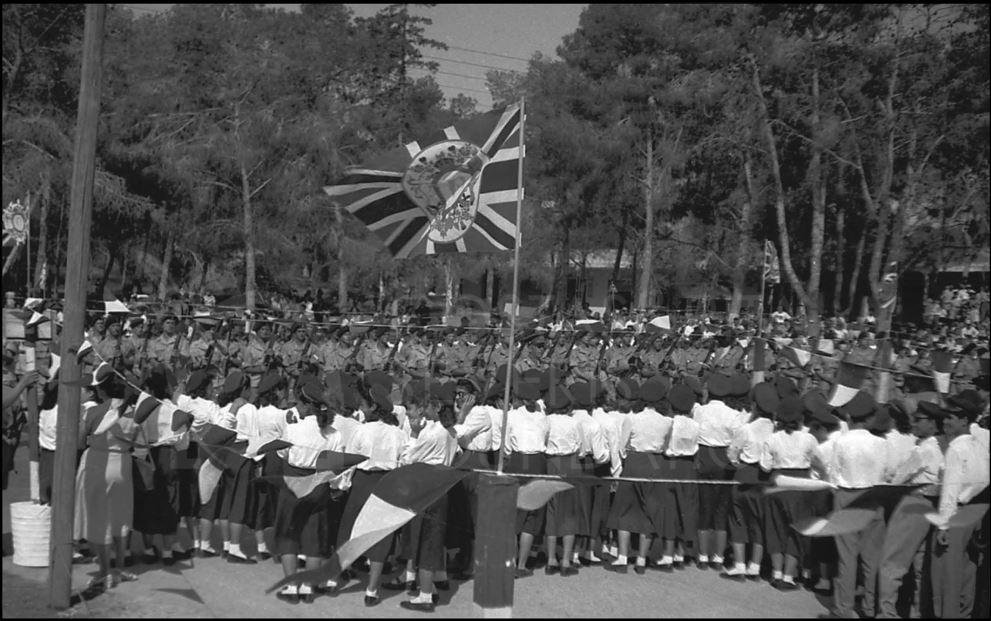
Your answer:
[123,555,134,567]
[276,589,300,604]
[364,594,380,607]
[775,580,800,592]
[314,584,339,596]
[433,580,450,591]
[579,556,601,566]
[162,555,176,567]
[671,560,683,570]
[226,553,257,565]
[634,565,646,575]
[709,560,724,571]
[383,577,414,591]
[258,551,272,561]
[198,548,219,558]
[560,566,579,577]
[606,563,628,574]
[720,572,746,582]
[544,565,560,575]
[451,570,474,581]
[514,567,533,579]
[299,591,315,604]
[400,600,435,613]
[140,551,158,565]
[657,563,674,573]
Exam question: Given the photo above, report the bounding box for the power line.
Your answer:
[411,68,488,82]
[422,54,526,72]
[445,44,533,63]
[434,81,492,97]
[117,4,161,14]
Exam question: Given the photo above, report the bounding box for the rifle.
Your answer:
[344,332,368,373]
[697,337,720,378]
[222,323,233,375]
[385,327,404,373]
[470,331,494,372]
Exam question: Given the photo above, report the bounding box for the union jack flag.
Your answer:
[324,103,523,258]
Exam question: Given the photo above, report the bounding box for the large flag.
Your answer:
[324,103,523,258]
[763,240,780,284]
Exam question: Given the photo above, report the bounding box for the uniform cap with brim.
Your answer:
[668,384,696,413]
[706,373,732,398]
[777,396,805,424]
[752,382,780,415]
[838,390,876,421]
[514,381,540,401]
[728,373,751,397]
[616,378,639,401]
[569,381,594,407]
[640,378,668,404]
[946,389,985,417]
[456,376,481,394]
[256,372,283,396]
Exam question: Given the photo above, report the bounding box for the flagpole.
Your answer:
[757,239,767,338]
[496,97,524,476]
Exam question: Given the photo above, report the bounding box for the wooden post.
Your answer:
[473,474,519,617]
[875,339,893,404]
[49,4,104,610]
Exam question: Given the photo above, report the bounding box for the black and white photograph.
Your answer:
[2,3,989,618]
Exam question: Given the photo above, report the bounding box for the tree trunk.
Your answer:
[485,267,495,310]
[157,226,174,300]
[832,207,845,315]
[338,265,348,312]
[843,228,866,319]
[729,156,756,319]
[199,256,211,293]
[95,245,118,300]
[239,159,257,311]
[34,169,51,291]
[636,137,654,310]
[803,65,826,337]
[554,224,570,314]
[444,258,455,319]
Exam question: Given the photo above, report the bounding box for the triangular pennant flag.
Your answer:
[932,350,954,394]
[764,475,836,494]
[266,463,468,594]
[48,354,61,379]
[314,449,369,472]
[22,297,43,311]
[75,340,93,361]
[575,319,605,333]
[516,479,574,511]
[783,346,812,368]
[104,299,131,314]
[926,503,989,530]
[793,509,879,537]
[645,315,672,333]
[25,311,48,328]
[198,459,223,503]
[828,361,870,407]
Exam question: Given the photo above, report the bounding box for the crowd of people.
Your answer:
[2,299,989,617]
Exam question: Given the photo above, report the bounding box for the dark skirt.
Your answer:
[545,453,586,537]
[504,452,546,536]
[606,451,662,535]
[667,454,699,543]
[696,445,733,531]
[253,455,279,530]
[649,453,679,540]
[338,469,395,562]
[273,463,340,558]
[729,462,769,545]
[220,456,256,528]
[133,446,180,535]
[400,493,449,571]
[40,448,55,506]
[579,457,610,538]
[765,468,812,557]
[172,442,200,518]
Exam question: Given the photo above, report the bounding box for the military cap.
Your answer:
[946,389,985,417]
[616,378,639,401]
[838,390,876,421]
[544,385,572,411]
[728,372,751,397]
[569,381,594,407]
[752,382,780,415]
[707,372,732,398]
[668,384,696,413]
[777,396,805,424]
[256,371,283,396]
[640,378,668,404]
[185,369,212,395]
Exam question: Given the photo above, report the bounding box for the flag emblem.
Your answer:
[324,104,522,257]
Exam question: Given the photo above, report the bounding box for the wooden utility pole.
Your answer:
[49,4,105,610]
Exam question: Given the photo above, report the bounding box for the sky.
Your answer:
[121,3,587,111]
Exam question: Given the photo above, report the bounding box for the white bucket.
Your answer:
[10,501,51,567]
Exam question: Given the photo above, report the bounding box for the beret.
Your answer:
[485,382,506,402]
[364,370,394,390]
[256,371,283,396]
[616,378,639,401]
[640,378,668,404]
[946,389,985,416]
[514,380,540,401]
[522,368,550,391]
[221,370,246,396]
[299,381,328,407]
[870,405,893,433]
[185,370,212,395]
[777,396,805,424]
[752,382,780,415]
[569,381,594,407]
[668,384,696,413]
[916,400,949,419]
[811,407,842,427]
[707,373,731,398]
[456,376,481,394]
[370,383,393,411]
[838,390,876,421]
[728,373,751,397]
[544,385,572,411]
[774,374,799,400]
[802,391,833,420]
[683,376,704,396]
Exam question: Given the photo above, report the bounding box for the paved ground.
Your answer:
[3,444,831,618]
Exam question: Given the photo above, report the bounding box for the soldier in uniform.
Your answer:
[121,316,149,377]
[685,337,710,376]
[712,332,746,371]
[483,329,513,382]
[639,333,668,380]
[359,327,393,373]
[514,330,547,374]
[397,328,432,382]
[435,328,468,379]
[94,314,125,368]
[277,323,312,388]
[241,319,274,391]
[187,314,225,371]
[146,314,185,368]
[569,327,605,386]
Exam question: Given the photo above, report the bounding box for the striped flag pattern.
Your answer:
[932,350,954,394]
[827,361,870,407]
[324,104,523,258]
